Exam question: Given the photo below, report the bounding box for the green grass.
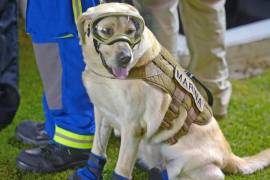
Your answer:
[1,21,270,180]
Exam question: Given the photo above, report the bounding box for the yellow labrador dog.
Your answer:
[77,2,270,180]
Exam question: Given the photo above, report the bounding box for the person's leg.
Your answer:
[16,0,53,144]
[179,0,231,117]
[133,0,181,62]
[34,43,63,139]
[17,37,96,141]
[18,0,27,18]
[0,0,19,129]
[52,37,95,149]
[134,0,231,117]
[24,39,95,146]
[16,38,95,172]
[15,43,60,144]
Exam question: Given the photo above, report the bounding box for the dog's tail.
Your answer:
[224,149,270,174]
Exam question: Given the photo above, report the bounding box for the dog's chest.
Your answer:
[86,73,150,121]
[84,70,189,141]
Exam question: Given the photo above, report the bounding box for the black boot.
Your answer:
[15,120,49,145]
[16,143,90,173]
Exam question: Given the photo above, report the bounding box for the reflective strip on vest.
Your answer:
[72,0,83,24]
[59,34,74,39]
[53,126,93,149]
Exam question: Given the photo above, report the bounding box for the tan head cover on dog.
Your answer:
[77,3,144,46]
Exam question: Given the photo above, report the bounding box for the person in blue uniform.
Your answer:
[16,0,99,172]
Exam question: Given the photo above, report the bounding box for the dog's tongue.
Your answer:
[112,67,129,79]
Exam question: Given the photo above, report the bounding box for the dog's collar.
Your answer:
[87,46,213,106]
[133,48,213,107]
[87,67,116,79]
[88,47,213,108]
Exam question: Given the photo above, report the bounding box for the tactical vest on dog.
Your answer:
[128,47,213,145]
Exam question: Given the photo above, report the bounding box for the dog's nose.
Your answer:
[118,52,131,67]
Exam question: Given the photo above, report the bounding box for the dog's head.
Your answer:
[77,3,160,79]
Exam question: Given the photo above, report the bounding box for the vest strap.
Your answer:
[127,47,213,144]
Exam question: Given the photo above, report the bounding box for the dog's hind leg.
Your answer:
[180,164,224,180]
[166,159,185,180]
[91,108,113,157]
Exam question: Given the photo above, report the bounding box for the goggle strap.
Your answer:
[99,0,106,4]
[93,39,100,54]
[107,38,132,46]
[87,24,91,37]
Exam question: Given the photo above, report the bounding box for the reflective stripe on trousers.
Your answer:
[54,126,93,149]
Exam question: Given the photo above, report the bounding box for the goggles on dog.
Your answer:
[89,12,145,47]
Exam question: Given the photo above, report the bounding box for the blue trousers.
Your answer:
[25,0,98,149]
[34,37,95,149]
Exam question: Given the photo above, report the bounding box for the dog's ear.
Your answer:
[77,13,92,44]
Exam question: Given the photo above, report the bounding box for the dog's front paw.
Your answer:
[149,168,169,180]
[70,153,106,180]
[111,172,130,180]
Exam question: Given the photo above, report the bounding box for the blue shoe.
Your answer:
[69,153,106,180]
[149,168,169,180]
[111,172,129,180]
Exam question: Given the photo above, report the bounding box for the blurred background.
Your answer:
[225,0,270,28]
[0,1,270,179]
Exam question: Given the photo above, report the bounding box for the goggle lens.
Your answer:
[91,14,144,46]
